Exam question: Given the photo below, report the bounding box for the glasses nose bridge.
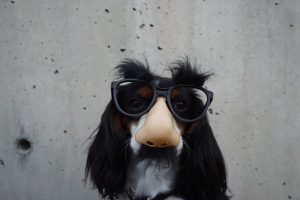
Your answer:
[156,88,169,98]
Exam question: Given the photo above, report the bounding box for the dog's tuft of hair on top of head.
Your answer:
[170,57,213,86]
[115,58,154,81]
[115,57,213,88]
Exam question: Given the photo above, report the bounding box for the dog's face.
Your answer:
[86,58,228,200]
[111,60,213,159]
[117,88,211,159]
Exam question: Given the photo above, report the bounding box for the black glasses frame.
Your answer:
[111,79,214,122]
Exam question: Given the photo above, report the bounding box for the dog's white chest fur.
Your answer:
[126,159,176,199]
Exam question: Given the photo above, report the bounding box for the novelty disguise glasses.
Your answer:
[111,78,213,122]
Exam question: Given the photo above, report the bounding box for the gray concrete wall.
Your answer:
[0,0,299,199]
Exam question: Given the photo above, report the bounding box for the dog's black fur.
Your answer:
[86,58,229,200]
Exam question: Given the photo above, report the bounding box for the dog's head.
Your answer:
[86,58,229,200]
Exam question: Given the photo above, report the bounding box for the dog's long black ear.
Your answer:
[85,101,130,199]
[176,117,229,200]
[170,58,229,199]
[86,58,153,198]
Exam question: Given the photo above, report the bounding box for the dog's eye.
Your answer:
[173,100,187,111]
[128,99,143,109]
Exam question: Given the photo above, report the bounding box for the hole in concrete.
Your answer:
[16,138,32,154]
[139,24,145,29]
[0,159,4,165]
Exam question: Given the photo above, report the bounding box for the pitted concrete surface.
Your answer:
[0,0,299,200]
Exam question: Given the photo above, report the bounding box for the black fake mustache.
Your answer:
[134,145,178,165]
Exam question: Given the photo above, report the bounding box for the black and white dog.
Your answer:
[86,58,229,200]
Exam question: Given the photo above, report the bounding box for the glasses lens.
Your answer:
[116,81,154,115]
[170,86,208,121]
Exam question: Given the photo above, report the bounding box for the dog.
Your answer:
[86,58,229,200]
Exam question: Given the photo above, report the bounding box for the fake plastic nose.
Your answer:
[135,97,180,148]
